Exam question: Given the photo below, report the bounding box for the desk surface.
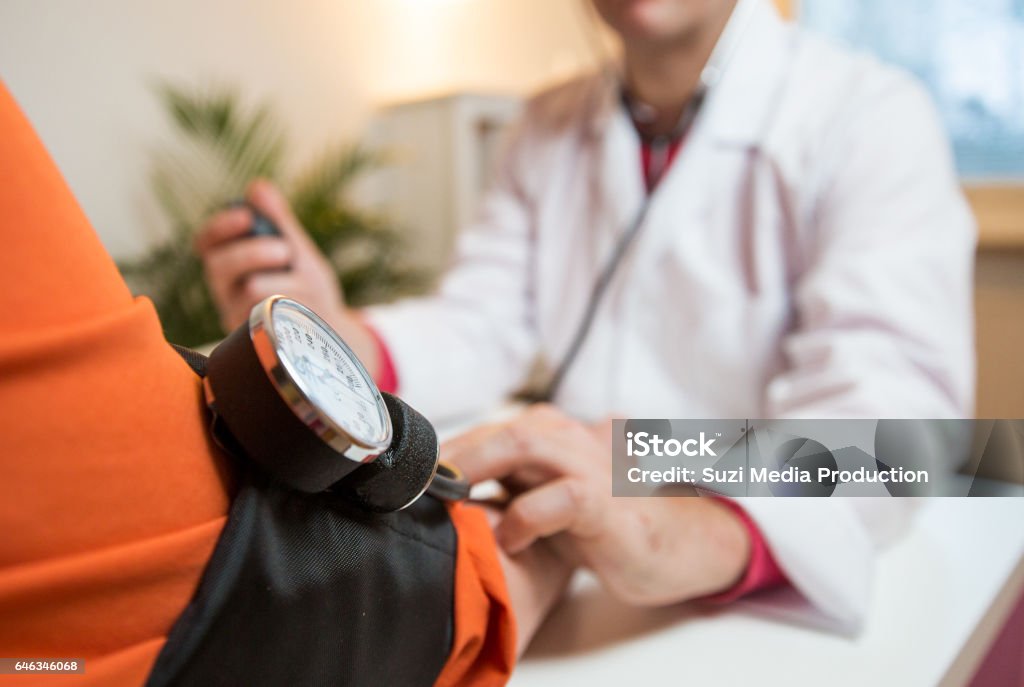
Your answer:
[510,499,1024,687]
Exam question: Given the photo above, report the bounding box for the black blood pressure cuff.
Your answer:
[147,349,456,687]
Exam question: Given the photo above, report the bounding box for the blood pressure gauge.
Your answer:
[204,295,468,512]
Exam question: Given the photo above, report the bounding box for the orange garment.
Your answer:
[0,81,513,687]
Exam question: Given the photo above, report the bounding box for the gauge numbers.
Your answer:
[271,301,388,447]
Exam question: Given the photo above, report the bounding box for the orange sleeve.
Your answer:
[0,80,516,687]
[436,503,517,687]
[0,80,232,686]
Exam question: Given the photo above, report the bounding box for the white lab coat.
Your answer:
[368,0,976,633]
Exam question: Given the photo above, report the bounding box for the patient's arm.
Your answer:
[502,542,573,653]
[437,503,572,686]
[0,81,553,686]
[486,508,574,654]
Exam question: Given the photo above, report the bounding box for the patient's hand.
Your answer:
[445,405,751,607]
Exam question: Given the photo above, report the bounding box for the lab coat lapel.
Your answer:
[627,0,794,256]
[702,0,793,147]
[589,84,646,251]
[582,0,791,251]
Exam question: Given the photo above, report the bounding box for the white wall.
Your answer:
[0,0,603,258]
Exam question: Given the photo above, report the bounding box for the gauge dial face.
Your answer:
[270,299,390,450]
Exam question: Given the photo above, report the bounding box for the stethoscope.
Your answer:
[529,0,757,403]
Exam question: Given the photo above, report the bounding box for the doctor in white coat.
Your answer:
[196,0,976,633]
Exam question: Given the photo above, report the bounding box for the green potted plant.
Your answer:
[119,83,431,347]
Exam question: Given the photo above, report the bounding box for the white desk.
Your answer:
[510,499,1024,687]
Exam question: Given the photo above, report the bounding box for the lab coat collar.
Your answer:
[701,0,792,146]
[584,0,792,148]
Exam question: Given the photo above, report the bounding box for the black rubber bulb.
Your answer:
[224,198,282,238]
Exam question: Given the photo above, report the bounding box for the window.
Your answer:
[800,0,1024,180]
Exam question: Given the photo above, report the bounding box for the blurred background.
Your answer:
[0,0,1021,415]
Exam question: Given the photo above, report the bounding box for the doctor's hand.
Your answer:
[194,179,382,374]
[444,405,752,606]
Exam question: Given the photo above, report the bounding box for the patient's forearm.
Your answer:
[483,506,574,655]
[499,539,574,655]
